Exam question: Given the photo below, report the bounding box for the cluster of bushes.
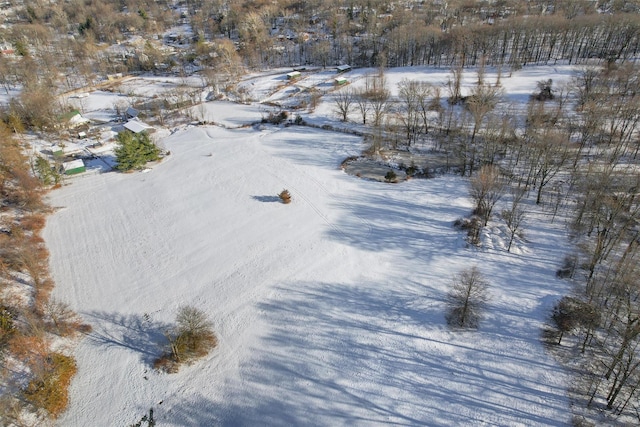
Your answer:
[154,306,217,373]
[261,111,288,125]
[453,216,483,246]
[23,353,77,418]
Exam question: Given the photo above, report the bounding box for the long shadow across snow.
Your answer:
[83,311,172,366]
[326,180,471,256]
[215,280,569,426]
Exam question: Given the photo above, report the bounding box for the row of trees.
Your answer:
[422,60,640,420]
[0,124,88,422]
[3,0,640,102]
[435,61,640,420]
[218,11,640,70]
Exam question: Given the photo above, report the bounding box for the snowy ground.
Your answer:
[42,66,578,426]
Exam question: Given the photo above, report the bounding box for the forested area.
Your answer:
[0,124,88,421]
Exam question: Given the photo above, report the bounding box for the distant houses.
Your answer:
[334,77,348,86]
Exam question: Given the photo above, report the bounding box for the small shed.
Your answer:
[336,64,351,73]
[50,145,64,157]
[334,77,348,85]
[125,107,139,119]
[50,143,84,157]
[286,71,301,80]
[63,110,90,128]
[123,119,154,134]
[62,159,86,175]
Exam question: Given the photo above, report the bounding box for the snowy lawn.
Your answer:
[45,119,571,425]
[189,101,269,127]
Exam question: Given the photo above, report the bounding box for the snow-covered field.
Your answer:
[43,66,577,426]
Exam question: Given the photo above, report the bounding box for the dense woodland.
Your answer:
[2,0,640,424]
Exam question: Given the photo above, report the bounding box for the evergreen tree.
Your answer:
[114,131,161,171]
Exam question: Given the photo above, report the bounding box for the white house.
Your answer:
[123,119,154,134]
[66,111,90,128]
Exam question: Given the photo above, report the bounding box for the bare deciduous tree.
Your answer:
[446,266,490,329]
[362,74,390,128]
[354,87,370,125]
[465,82,502,145]
[334,87,354,122]
[158,305,217,372]
[42,298,73,334]
[470,164,505,226]
[501,186,527,252]
[397,79,423,146]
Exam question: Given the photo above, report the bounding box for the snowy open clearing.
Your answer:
[43,66,576,426]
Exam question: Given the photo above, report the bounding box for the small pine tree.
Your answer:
[33,155,61,185]
[279,189,292,204]
[131,408,155,427]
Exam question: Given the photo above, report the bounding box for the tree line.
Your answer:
[332,54,640,422]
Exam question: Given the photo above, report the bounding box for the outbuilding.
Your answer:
[50,142,84,157]
[123,119,154,134]
[336,64,351,73]
[62,159,86,175]
[62,110,90,129]
[334,77,348,85]
[287,71,301,80]
[125,107,139,119]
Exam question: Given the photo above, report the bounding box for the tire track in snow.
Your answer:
[290,161,373,238]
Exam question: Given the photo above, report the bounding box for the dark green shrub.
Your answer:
[114,131,161,171]
[384,170,397,183]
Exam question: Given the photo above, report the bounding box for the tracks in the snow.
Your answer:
[257,127,372,240]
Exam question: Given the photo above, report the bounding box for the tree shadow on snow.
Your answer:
[251,195,281,203]
[327,183,470,257]
[83,311,172,366]
[215,280,569,426]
